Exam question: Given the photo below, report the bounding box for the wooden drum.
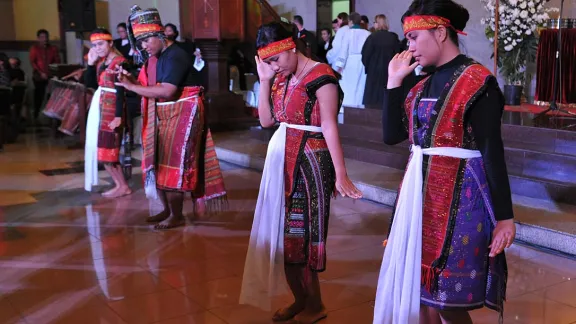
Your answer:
[58,84,93,136]
[42,79,78,120]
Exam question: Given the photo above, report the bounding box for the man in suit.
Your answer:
[292,15,318,57]
[113,23,132,61]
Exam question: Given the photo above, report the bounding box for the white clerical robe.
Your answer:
[326,25,350,70]
[336,27,371,108]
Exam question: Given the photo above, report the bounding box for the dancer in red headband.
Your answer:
[373,0,515,323]
[239,22,362,324]
[84,28,132,198]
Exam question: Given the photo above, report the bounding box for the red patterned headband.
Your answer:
[132,23,164,38]
[257,38,296,60]
[90,33,113,42]
[403,15,467,36]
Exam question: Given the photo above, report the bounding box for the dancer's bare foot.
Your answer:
[108,187,132,198]
[272,303,305,322]
[154,214,185,230]
[146,210,169,223]
[293,306,327,324]
[102,186,119,197]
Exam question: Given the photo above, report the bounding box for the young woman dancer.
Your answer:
[373,0,516,323]
[239,22,362,324]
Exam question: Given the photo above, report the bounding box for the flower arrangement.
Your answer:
[481,0,557,85]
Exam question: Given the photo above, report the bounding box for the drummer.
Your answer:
[84,28,132,198]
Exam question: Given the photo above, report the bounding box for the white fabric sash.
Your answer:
[239,122,322,311]
[84,86,116,192]
[373,146,482,324]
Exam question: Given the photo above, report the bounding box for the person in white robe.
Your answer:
[335,12,371,108]
[326,12,350,70]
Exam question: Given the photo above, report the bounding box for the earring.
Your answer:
[293,48,296,53]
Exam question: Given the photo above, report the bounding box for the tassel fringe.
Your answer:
[421,265,439,294]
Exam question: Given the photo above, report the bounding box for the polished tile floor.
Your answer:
[1,133,576,324]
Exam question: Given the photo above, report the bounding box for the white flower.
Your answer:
[528,1,534,7]
[526,29,532,35]
[512,40,517,46]
[520,10,529,18]
[509,0,518,6]
[515,19,521,25]
[520,2,527,9]
[505,45,514,51]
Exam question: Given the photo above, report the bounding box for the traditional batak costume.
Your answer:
[84,32,128,191]
[239,37,343,310]
[127,6,226,208]
[373,15,513,324]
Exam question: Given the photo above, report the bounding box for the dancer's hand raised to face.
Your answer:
[255,55,276,82]
[387,51,419,88]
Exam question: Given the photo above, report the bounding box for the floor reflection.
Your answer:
[1,135,576,323]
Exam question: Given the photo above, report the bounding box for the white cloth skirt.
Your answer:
[84,87,116,192]
[239,122,322,311]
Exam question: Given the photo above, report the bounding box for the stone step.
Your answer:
[209,116,260,132]
[340,137,576,204]
[343,108,576,157]
[212,131,576,257]
[338,126,576,183]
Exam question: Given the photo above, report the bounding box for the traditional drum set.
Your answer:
[42,77,94,139]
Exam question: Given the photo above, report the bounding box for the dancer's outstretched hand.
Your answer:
[489,219,516,257]
[335,175,362,199]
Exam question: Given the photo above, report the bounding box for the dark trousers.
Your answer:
[33,79,48,119]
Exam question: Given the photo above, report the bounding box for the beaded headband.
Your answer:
[90,33,113,42]
[257,38,296,60]
[403,15,467,36]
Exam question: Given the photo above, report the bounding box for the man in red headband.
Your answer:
[117,6,226,229]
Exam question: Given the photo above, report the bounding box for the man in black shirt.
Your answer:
[117,6,226,229]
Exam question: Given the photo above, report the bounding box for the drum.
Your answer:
[58,84,94,136]
[58,102,80,136]
[42,79,77,120]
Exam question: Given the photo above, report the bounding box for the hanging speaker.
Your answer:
[60,0,97,32]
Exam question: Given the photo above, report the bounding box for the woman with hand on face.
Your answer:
[239,22,362,324]
[84,28,131,198]
[373,0,515,323]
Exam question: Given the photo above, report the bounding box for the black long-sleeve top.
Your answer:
[85,64,125,118]
[382,55,514,221]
